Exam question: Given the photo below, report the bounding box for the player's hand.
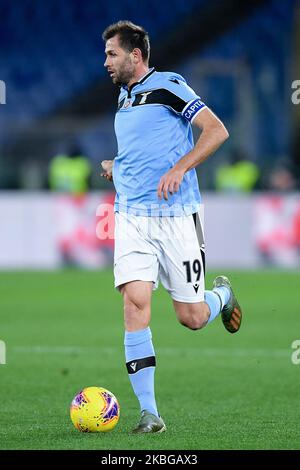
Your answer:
[157,167,185,201]
[100,160,113,182]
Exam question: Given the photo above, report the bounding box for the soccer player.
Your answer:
[101,21,242,433]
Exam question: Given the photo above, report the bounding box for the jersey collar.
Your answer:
[121,67,156,96]
[136,67,156,85]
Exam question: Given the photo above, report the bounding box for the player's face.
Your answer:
[104,35,135,86]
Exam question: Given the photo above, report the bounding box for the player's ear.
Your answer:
[132,48,142,63]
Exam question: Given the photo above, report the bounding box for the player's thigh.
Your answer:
[120,280,153,331]
[114,212,159,290]
[159,213,205,303]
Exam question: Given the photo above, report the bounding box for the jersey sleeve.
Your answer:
[164,75,207,123]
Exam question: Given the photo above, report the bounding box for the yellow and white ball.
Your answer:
[70,386,120,432]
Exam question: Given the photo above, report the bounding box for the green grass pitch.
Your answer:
[0,269,299,450]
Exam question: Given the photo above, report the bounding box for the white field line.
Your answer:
[12,346,290,358]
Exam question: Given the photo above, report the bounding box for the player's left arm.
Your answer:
[157,108,229,200]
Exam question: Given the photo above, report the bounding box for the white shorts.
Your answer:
[114,211,205,303]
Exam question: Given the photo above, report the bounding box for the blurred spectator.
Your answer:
[48,145,91,194]
[49,145,99,268]
[215,149,260,192]
[254,159,299,267]
[254,194,300,267]
[268,162,297,191]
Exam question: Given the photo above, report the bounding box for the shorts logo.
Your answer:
[193,283,199,293]
[130,362,137,371]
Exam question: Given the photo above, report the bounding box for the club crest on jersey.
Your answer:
[123,100,132,108]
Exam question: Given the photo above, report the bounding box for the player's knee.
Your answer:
[122,286,151,330]
[124,298,142,319]
[177,304,210,331]
[179,314,207,330]
[121,282,151,311]
[123,299,150,330]
[124,295,142,313]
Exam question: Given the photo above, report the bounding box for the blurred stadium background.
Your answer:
[0,0,299,269]
[1,0,300,451]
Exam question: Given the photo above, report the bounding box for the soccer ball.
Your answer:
[70,386,120,432]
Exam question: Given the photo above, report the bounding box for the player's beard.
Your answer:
[113,56,135,87]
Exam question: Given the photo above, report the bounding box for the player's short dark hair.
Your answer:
[102,20,150,63]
